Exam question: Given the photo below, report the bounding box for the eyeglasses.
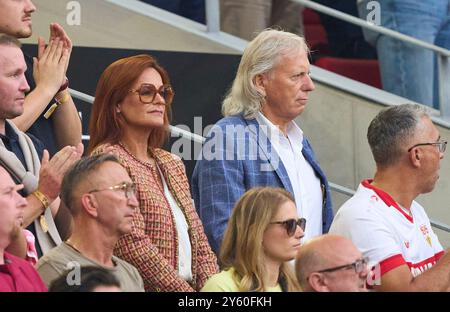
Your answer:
[317,257,369,274]
[407,140,447,153]
[270,218,306,236]
[89,182,137,199]
[128,83,174,104]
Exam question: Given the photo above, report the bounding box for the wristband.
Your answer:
[32,190,50,233]
[31,190,50,210]
[58,77,69,93]
[44,92,71,119]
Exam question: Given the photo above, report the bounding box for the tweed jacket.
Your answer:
[94,144,218,292]
[192,115,334,253]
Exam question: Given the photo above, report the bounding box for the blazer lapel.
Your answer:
[243,117,294,194]
[301,139,325,183]
[151,149,191,211]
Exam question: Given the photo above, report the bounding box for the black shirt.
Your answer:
[23,53,58,156]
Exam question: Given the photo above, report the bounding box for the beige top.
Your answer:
[36,242,145,292]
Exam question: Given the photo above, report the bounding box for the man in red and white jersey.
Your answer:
[330,103,450,291]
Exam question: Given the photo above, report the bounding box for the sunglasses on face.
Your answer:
[270,218,306,236]
[128,83,174,104]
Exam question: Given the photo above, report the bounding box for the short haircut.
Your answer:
[0,33,22,48]
[48,266,121,292]
[367,104,429,167]
[222,29,309,119]
[61,154,120,216]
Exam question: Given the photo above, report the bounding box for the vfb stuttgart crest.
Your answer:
[420,224,432,247]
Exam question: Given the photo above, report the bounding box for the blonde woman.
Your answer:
[201,187,304,292]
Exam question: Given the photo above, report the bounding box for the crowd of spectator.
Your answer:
[0,0,449,293]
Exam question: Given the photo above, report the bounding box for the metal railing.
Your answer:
[205,0,220,33]
[203,0,450,119]
[69,89,450,234]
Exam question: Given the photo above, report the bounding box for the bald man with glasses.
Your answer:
[330,104,450,291]
[296,235,368,292]
[36,154,144,292]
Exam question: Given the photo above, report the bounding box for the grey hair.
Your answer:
[61,154,120,216]
[367,104,430,167]
[0,33,22,48]
[221,29,309,119]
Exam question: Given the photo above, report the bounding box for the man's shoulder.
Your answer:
[342,184,374,205]
[111,255,141,277]
[4,252,44,284]
[206,115,260,140]
[4,252,34,269]
[411,200,431,221]
[334,185,379,221]
[36,243,85,269]
[214,115,255,128]
[4,120,45,158]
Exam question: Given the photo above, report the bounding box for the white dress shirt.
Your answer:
[256,112,323,241]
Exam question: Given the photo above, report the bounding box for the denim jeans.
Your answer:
[358,0,450,109]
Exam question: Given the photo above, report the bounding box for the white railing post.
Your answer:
[205,0,220,33]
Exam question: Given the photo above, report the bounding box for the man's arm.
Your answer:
[13,37,67,131]
[191,124,246,254]
[51,89,82,149]
[13,24,81,150]
[376,252,450,291]
[47,23,81,149]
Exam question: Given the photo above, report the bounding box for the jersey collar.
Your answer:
[361,179,413,223]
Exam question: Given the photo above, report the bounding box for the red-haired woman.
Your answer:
[88,54,218,292]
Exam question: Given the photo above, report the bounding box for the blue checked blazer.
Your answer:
[192,115,334,253]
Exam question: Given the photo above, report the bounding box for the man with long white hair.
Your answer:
[192,29,333,253]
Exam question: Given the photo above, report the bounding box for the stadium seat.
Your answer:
[314,57,382,89]
[303,8,329,53]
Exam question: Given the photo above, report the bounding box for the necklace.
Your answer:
[119,143,165,189]
[118,142,155,166]
[65,239,82,254]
